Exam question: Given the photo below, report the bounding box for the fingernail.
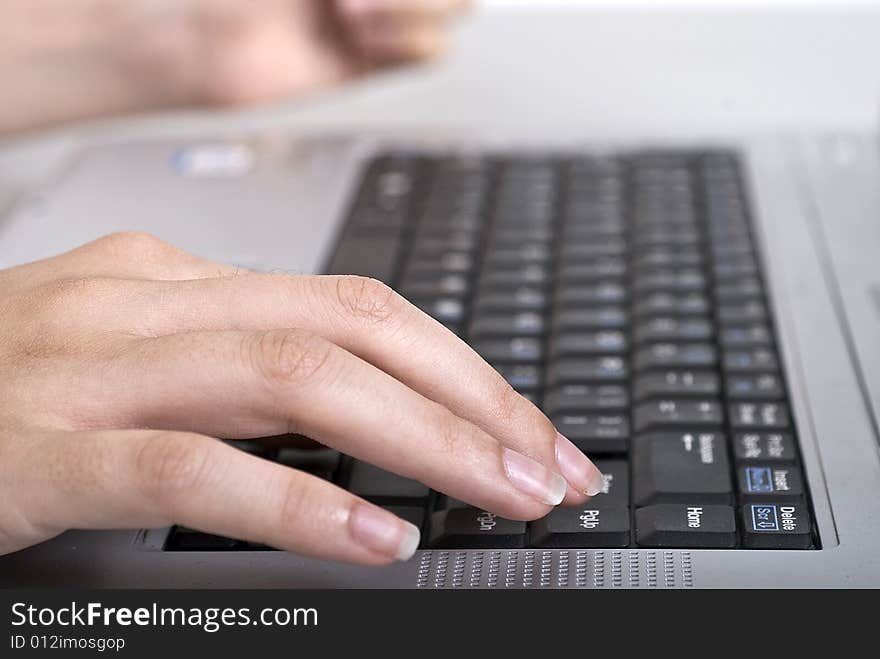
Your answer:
[502,447,567,506]
[555,433,605,497]
[350,504,421,561]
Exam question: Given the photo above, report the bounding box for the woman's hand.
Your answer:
[0,233,603,565]
[0,0,470,134]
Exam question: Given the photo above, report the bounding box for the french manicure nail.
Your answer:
[502,447,567,506]
[555,432,605,497]
[350,504,421,561]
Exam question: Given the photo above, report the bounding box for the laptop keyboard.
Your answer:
[166,149,818,552]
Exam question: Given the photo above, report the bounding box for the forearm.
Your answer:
[0,0,198,135]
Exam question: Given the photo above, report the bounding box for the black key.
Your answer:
[167,528,242,551]
[741,503,813,549]
[737,464,804,502]
[634,292,709,316]
[400,274,469,298]
[547,356,628,384]
[632,432,733,506]
[726,374,784,400]
[715,278,762,300]
[326,235,400,282]
[732,432,798,463]
[634,343,716,370]
[225,440,276,460]
[470,312,545,337]
[718,301,767,323]
[556,282,627,305]
[714,258,758,279]
[471,337,543,363]
[410,297,465,324]
[561,241,627,259]
[554,308,627,331]
[635,250,703,270]
[346,461,430,504]
[429,508,526,549]
[634,317,712,343]
[406,252,473,276]
[633,269,706,293]
[592,459,630,506]
[558,259,627,281]
[481,264,550,287]
[485,243,552,265]
[729,402,791,430]
[633,399,723,432]
[542,384,629,414]
[633,371,720,400]
[635,505,738,548]
[530,506,630,548]
[551,331,627,356]
[276,448,341,481]
[720,324,772,347]
[473,288,547,313]
[723,348,779,373]
[492,363,542,392]
[551,414,630,453]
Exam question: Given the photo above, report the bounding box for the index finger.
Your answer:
[108,274,604,500]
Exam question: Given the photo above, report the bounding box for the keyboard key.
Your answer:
[530,506,630,548]
[741,503,813,549]
[473,288,547,313]
[737,465,804,502]
[551,331,627,356]
[481,264,550,287]
[551,414,630,453]
[720,324,772,347]
[635,505,737,548]
[726,374,784,400]
[632,432,733,505]
[470,312,545,337]
[547,357,628,384]
[729,402,791,430]
[167,528,242,551]
[429,508,526,549]
[492,363,542,392]
[723,348,779,373]
[718,301,767,323]
[410,297,465,324]
[732,432,798,463]
[471,337,543,363]
[592,459,630,506]
[634,343,716,370]
[345,461,430,504]
[276,448,341,481]
[554,308,628,331]
[634,292,709,316]
[634,317,713,343]
[543,384,629,414]
[633,371,720,400]
[400,274,469,298]
[633,399,724,432]
[556,282,627,305]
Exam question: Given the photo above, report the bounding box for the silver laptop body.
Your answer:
[0,130,877,587]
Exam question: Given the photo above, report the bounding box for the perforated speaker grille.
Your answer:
[415,550,695,589]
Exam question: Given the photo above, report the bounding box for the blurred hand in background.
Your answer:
[0,0,470,135]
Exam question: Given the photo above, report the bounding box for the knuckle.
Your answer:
[134,432,215,502]
[94,231,175,258]
[248,329,335,390]
[333,276,402,325]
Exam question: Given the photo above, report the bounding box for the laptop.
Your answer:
[0,130,877,588]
